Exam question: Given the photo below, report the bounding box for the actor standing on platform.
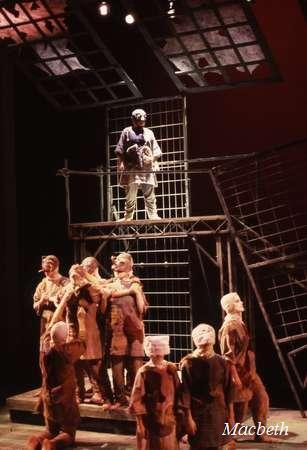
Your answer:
[115,108,162,221]
[180,324,234,450]
[218,292,273,443]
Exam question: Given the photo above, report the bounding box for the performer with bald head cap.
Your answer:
[218,292,272,443]
[129,335,184,450]
[26,291,87,450]
[107,252,148,408]
[115,108,162,221]
[180,323,234,450]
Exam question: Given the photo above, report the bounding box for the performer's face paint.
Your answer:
[221,292,245,313]
[232,296,245,313]
[115,255,132,273]
[41,257,58,275]
[131,109,147,128]
[81,257,98,274]
[69,267,84,286]
[133,116,146,127]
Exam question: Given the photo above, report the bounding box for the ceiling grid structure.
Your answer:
[128,0,280,93]
[0,0,280,109]
[0,0,142,110]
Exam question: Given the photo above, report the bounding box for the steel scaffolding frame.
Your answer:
[57,94,239,362]
[69,215,233,363]
[58,121,307,412]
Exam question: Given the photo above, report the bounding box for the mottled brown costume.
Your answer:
[26,316,86,450]
[130,361,182,450]
[108,275,147,405]
[109,277,145,358]
[62,279,113,404]
[41,338,86,437]
[33,275,68,342]
[180,352,233,450]
[218,318,269,426]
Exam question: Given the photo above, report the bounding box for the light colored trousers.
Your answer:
[124,182,158,219]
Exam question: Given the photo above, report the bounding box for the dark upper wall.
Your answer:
[188,0,307,158]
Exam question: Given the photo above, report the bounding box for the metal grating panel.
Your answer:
[108,236,193,363]
[0,0,142,110]
[129,0,280,92]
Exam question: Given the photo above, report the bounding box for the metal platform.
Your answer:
[6,389,135,435]
[69,215,229,240]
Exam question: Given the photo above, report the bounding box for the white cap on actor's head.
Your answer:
[131,108,147,120]
[50,321,68,345]
[192,323,216,347]
[144,335,170,357]
[220,292,241,312]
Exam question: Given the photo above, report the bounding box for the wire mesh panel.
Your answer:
[108,236,193,363]
[131,0,280,92]
[107,96,189,221]
[211,140,307,414]
[259,269,307,337]
[213,147,307,264]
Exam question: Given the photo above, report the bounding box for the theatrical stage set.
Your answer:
[1,1,307,450]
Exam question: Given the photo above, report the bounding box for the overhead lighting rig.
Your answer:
[98,1,136,24]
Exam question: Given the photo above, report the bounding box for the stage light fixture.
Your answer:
[167,0,176,19]
[125,13,135,24]
[99,1,110,16]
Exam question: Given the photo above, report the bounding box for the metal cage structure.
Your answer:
[59,95,236,363]
[106,96,189,221]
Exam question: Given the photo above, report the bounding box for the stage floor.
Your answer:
[3,390,307,449]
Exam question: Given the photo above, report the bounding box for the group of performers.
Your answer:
[26,253,274,450]
[25,108,275,450]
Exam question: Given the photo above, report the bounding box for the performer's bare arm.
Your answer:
[46,285,75,331]
[131,283,147,316]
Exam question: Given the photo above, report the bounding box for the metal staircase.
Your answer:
[210,140,307,417]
